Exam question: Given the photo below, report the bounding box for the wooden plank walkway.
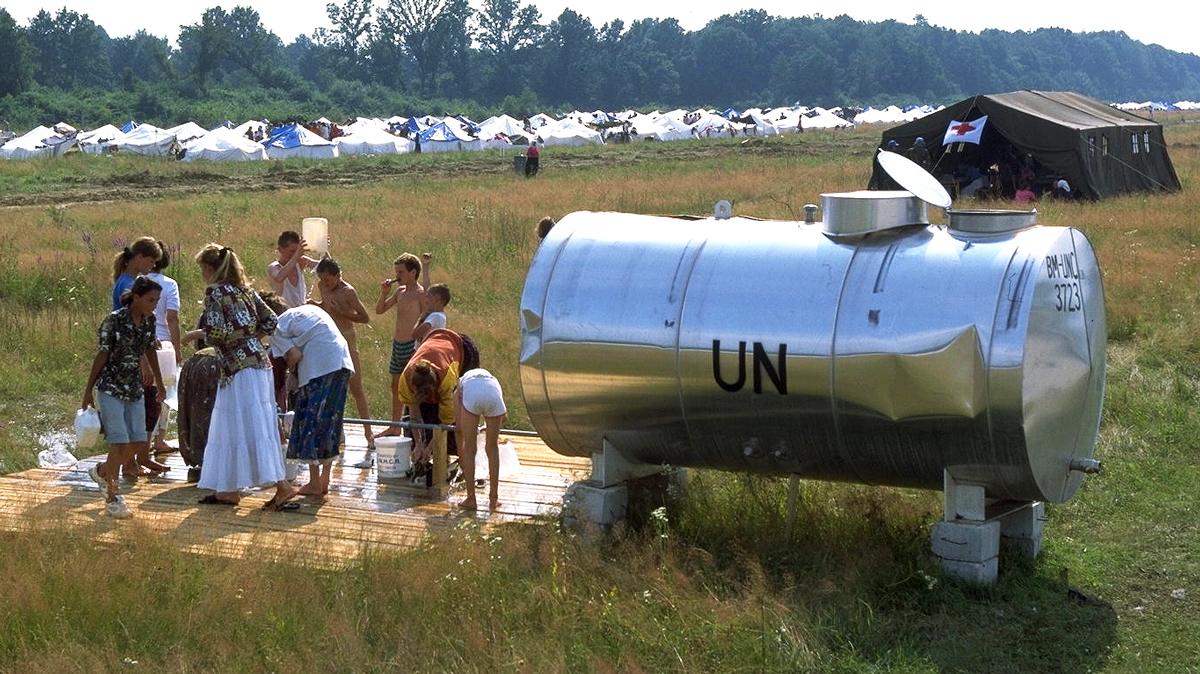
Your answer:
[0,429,590,568]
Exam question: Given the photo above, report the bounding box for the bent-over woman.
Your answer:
[455,368,507,511]
[271,304,355,497]
[396,328,479,474]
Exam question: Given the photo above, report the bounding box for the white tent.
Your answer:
[691,112,748,138]
[78,125,126,154]
[646,116,693,142]
[182,127,267,162]
[263,124,339,160]
[343,117,387,134]
[803,108,855,130]
[233,120,268,138]
[746,111,781,136]
[528,113,557,129]
[478,114,534,144]
[537,120,604,147]
[166,122,208,143]
[0,126,70,159]
[854,106,908,124]
[116,124,178,156]
[335,127,414,156]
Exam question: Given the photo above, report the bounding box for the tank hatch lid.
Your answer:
[820,190,929,236]
[878,149,953,209]
[947,209,1038,234]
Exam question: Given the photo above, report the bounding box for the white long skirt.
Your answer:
[198,366,285,493]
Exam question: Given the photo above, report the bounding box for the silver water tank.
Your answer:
[519,194,1106,503]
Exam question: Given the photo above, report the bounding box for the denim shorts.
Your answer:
[97,390,148,444]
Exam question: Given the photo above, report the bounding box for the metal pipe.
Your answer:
[277,412,538,437]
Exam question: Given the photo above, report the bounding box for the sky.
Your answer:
[4,0,1199,57]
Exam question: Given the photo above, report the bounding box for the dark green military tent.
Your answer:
[868,90,1181,200]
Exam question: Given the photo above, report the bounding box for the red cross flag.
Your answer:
[943,116,988,145]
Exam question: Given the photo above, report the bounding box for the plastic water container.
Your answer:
[74,407,101,450]
[474,437,522,480]
[376,436,412,479]
[156,342,178,388]
[302,217,329,254]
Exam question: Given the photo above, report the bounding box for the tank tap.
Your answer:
[803,204,818,224]
[1069,458,1102,474]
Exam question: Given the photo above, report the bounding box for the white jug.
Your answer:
[302,217,329,254]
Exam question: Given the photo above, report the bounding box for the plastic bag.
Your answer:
[74,406,102,450]
[38,430,79,468]
[474,438,521,480]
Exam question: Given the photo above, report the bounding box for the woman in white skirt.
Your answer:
[191,243,298,509]
[455,368,507,511]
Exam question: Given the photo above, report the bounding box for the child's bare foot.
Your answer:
[489,498,501,512]
[152,440,174,454]
[460,497,478,511]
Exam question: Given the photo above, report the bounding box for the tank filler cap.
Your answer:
[714,200,733,220]
[878,149,953,210]
[1069,458,1102,474]
[803,204,818,223]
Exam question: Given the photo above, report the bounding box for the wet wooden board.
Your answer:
[0,430,590,569]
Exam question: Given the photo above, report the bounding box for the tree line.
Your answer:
[1,3,1198,129]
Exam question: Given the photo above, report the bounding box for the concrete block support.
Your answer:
[932,520,1001,562]
[935,470,1047,585]
[998,501,1046,559]
[562,481,628,538]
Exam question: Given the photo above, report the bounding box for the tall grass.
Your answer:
[1,121,1199,671]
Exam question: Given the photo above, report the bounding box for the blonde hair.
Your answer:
[194,243,251,288]
[410,360,438,402]
[112,236,162,282]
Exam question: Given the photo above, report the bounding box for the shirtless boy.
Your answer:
[375,253,427,439]
[267,231,320,309]
[312,257,374,448]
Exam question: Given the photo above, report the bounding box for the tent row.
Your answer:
[0,102,1033,162]
[1114,100,1200,112]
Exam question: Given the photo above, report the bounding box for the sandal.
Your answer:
[274,501,302,511]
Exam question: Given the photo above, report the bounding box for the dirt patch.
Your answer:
[0,136,873,208]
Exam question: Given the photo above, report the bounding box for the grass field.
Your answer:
[1,120,1198,672]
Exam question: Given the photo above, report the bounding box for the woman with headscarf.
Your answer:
[192,244,298,509]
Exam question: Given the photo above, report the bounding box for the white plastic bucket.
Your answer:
[376,436,412,479]
[302,217,329,254]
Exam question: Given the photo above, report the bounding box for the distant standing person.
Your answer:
[525,141,540,177]
[145,241,182,455]
[311,257,374,449]
[193,244,297,510]
[905,137,931,171]
[267,230,320,309]
[272,303,355,497]
[375,253,427,445]
[82,277,166,519]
